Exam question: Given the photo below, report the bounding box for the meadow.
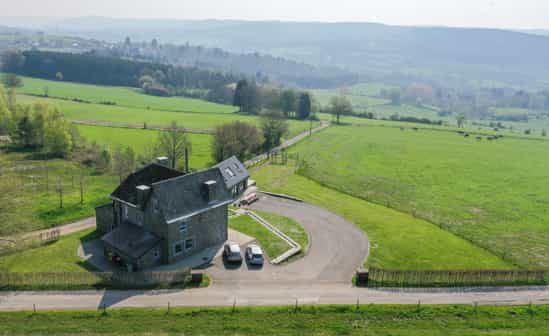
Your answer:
[280,124,549,269]
[16,75,238,113]
[0,151,117,235]
[1,305,547,335]
[76,125,214,170]
[18,94,317,139]
[252,162,510,270]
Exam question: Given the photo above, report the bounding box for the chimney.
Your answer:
[136,185,151,209]
[156,156,169,167]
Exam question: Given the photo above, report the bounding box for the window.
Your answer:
[185,239,194,251]
[173,241,184,255]
[179,222,188,233]
[153,249,160,260]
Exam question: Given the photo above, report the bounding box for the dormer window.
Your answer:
[225,168,235,178]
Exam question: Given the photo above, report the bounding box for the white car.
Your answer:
[245,244,264,266]
[223,242,242,263]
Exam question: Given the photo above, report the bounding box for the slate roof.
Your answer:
[111,163,184,206]
[214,156,250,189]
[101,223,161,259]
[153,167,234,223]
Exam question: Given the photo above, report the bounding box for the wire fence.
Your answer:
[364,267,547,287]
[0,269,193,290]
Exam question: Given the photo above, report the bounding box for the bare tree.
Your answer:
[56,177,63,209]
[157,121,191,171]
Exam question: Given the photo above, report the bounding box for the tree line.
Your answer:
[1,50,239,102]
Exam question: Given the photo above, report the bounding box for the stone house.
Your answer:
[95,156,249,271]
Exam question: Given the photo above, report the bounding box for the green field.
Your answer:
[18,94,317,139]
[16,75,238,113]
[0,151,116,235]
[252,163,510,270]
[0,229,97,272]
[1,305,548,335]
[277,125,549,269]
[76,125,214,170]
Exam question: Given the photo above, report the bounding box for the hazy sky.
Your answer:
[2,0,549,29]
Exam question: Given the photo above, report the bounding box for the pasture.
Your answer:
[282,124,549,269]
[17,94,317,139]
[0,151,116,235]
[251,162,510,270]
[76,125,214,170]
[16,75,238,113]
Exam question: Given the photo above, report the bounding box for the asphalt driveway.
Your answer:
[206,193,370,286]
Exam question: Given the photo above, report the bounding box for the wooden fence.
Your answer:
[0,269,191,290]
[366,268,547,287]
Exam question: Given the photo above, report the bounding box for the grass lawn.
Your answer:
[1,305,548,335]
[229,213,291,259]
[0,229,98,272]
[76,125,214,170]
[252,163,511,270]
[255,210,309,255]
[17,94,317,139]
[16,75,238,113]
[0,151,117,235]
[278,124,549,269]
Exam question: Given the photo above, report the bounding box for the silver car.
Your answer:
[223,242,242,263]
[245,244,264,266]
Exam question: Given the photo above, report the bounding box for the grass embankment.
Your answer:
[285,125,549,270]
[17,75,238,113]
[76,125,214,169]
[0,151,116,235]
[230,213,289,258]
[1,305,549,335]
[252,163,511,270]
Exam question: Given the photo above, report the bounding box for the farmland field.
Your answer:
[16,75,238,113]
[277,124,549,269]
[17,94,317,139]
[76,125,214,170]
[251,162,511,270]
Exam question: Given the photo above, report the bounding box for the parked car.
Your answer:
[240,192,259,206]
[223,242,242,263]
[245,244,264,266]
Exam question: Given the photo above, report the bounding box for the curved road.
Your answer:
[1,196,549,310]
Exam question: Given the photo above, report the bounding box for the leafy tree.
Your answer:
[456,113,466,128]
[43,109,73,157]
[0,50,25,72]
[329,96,353,124]
[297,92,312,120]
[0,87,14,135]
[261,110,288,150]
[233,79,261,114]
[112,146,136,182]
[1,73,23,89]
[156,121,191,170]
[14,112,35,148]
[279,89,296,117]
[212,121,263,162]
[233,79,248,112]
